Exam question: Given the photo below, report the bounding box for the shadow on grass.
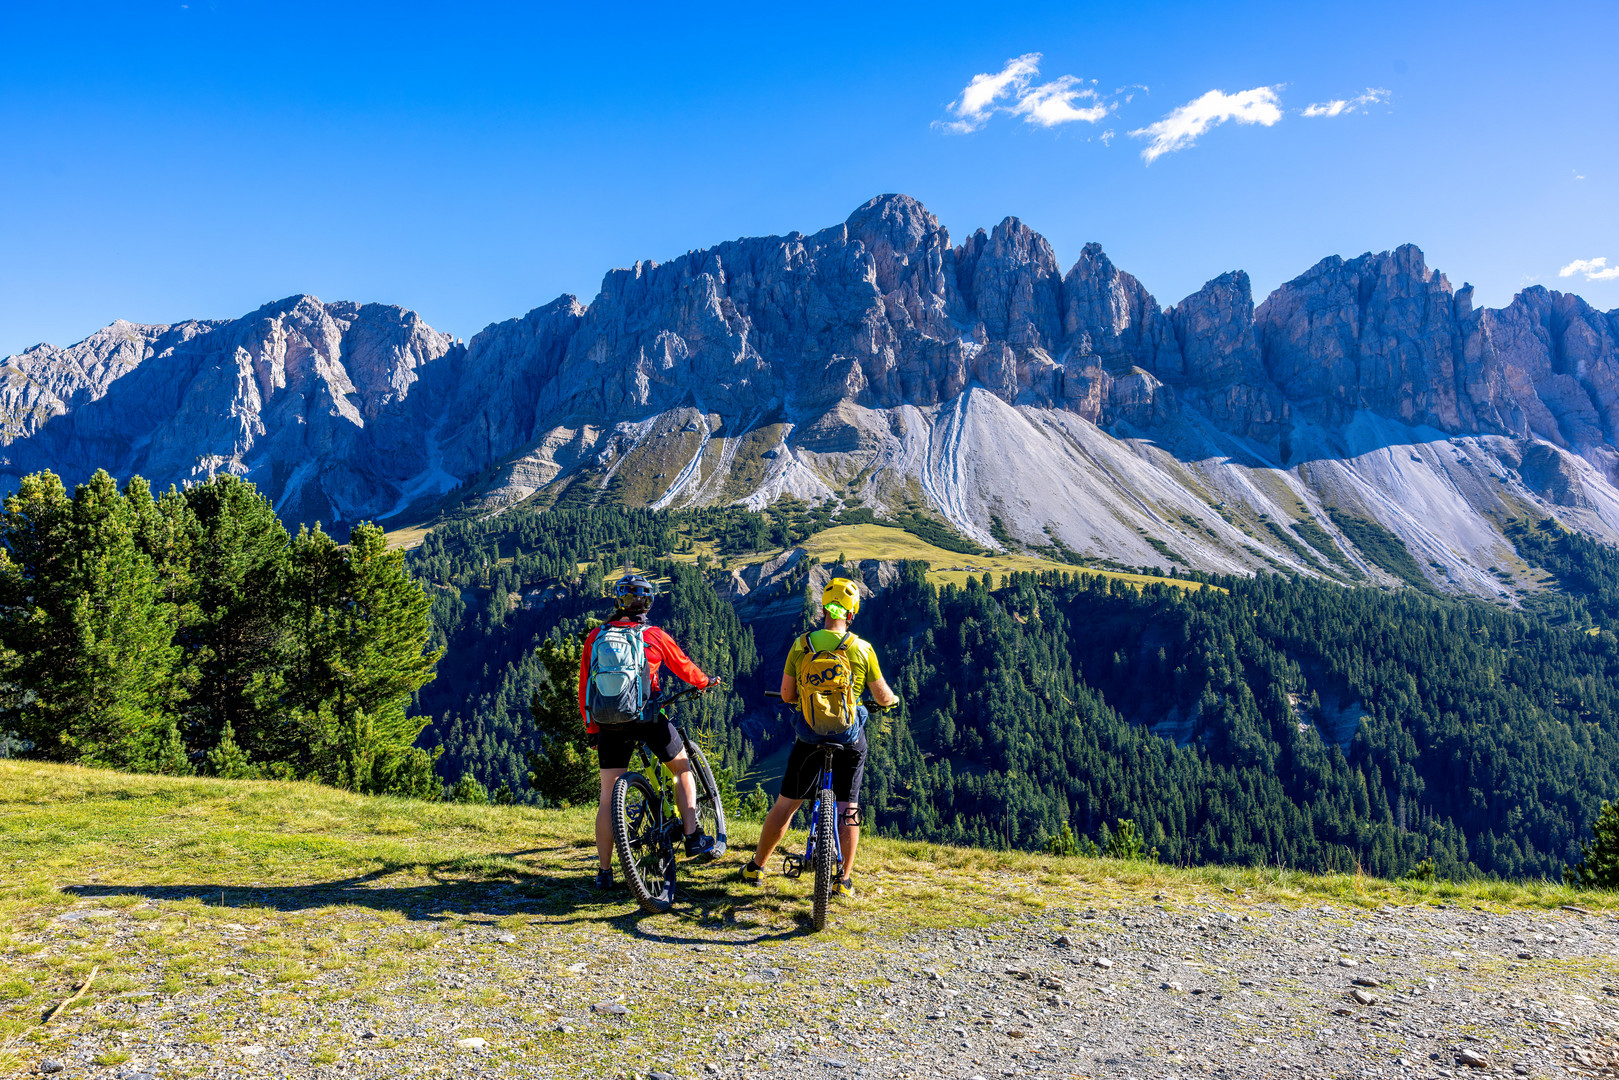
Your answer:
[60,852,810,946]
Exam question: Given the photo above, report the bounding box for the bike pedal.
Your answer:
[781,854,806,879]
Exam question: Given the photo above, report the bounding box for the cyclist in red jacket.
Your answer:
[579,574,719,891]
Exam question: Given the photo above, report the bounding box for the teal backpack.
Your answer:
[587,624,649,725]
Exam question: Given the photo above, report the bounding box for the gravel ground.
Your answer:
[15,864,1619,1080]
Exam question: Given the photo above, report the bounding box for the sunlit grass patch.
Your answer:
[2,748,1616,1054]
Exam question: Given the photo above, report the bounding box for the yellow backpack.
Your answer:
[795,632,859,739]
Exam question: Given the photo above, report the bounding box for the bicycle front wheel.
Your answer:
[812,788,837,932]
[683,736,728,858]
[612,771,676,914]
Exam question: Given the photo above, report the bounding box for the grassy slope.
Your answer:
[389,513,1210,595]
[701,523,1214,592]
[383,523,433,551]
[1,761,1607,1075]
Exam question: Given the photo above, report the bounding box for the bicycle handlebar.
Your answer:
[648,681,721,710]
[763,690,898,710]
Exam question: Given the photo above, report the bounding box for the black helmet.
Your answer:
[612,573,655,616]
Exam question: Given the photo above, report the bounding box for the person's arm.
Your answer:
[863,643,898,707]
[781,636,804,705]
[578,628,599,733]
[648,627,710,688]
[867,674,899,709]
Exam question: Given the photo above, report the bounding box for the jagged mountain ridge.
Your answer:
[6,194,1619,597]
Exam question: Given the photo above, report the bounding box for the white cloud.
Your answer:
[1012,76,1111,127]
[1129,86,1283,163]
[1560,257,1619,282]
[1302,100,1348,118]
[940,54,1114,133]
[941,53,1042,133]
[1301,88,1390,118]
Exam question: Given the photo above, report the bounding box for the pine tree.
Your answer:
[273,522,442,795]
[448,772,490,804]
[154,718,193,775]
[525,635,596,806]
[206,720,260,780]
[176,475,290,758]
[1566,801,1619,889]
[0,470,181,769]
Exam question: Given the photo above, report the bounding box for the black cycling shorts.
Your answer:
[596,719,683,771]
[780,732,868,804]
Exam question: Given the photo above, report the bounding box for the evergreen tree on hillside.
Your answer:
[267,522,442,795]
[1566,801,1619,888]
[0,471,181,769]
[172,475,291,757]
[525,635,596,806]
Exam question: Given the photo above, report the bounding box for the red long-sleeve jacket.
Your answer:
[578,620,710,734]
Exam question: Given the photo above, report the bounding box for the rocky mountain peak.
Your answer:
[11,194,1619,601]
[1060,241,1177,378]
[957,216,1063,350]
[844,193,946,256]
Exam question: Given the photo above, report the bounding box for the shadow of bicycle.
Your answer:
[59,847,816,947]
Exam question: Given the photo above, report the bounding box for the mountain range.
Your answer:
[6,193,1619,598]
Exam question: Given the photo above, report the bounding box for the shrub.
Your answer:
[1045,822,1081,858]
[1102,818,1158,862]
[447,773,489,804]
[1566,801,1619,889]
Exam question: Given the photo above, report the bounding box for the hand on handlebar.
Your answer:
[764,690,900,711]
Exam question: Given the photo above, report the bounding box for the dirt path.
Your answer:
[15,866,1619,1080]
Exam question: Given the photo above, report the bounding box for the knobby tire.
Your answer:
[812,786,837,932]
[683,736,728,858]
[612,771,675,914]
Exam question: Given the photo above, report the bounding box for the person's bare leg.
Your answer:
[596,768,626,871]
[837,801,860,881]
[752,795,803,867]
[666,752,698,834]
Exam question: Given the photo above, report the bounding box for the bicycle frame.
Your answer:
[611,682,728,912]
[783,748,838,879]
[632,688,711,826]
[779,738,867,879]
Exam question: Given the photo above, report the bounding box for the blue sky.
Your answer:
[2,0,1615,357]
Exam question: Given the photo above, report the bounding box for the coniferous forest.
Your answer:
[0,470,440,795]
[10,468,1619,882]
[403,503,1619,881]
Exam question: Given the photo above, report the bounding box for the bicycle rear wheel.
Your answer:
[612,772,676,914]
[812,786,837,932]
[683,736,728,858]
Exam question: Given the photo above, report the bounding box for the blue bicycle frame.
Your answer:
[781,745,845,881]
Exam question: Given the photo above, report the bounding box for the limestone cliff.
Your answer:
[7,194,1619,597]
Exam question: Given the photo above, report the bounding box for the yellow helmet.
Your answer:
[822,577,861,620]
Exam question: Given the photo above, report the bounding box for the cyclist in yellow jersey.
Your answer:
[740,576,898,898]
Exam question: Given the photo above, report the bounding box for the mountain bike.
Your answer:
[610,684,728,914]
[764,691,892,931]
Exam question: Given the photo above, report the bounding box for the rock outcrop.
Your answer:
[0,296,454,527]
[6,194,1619,596]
